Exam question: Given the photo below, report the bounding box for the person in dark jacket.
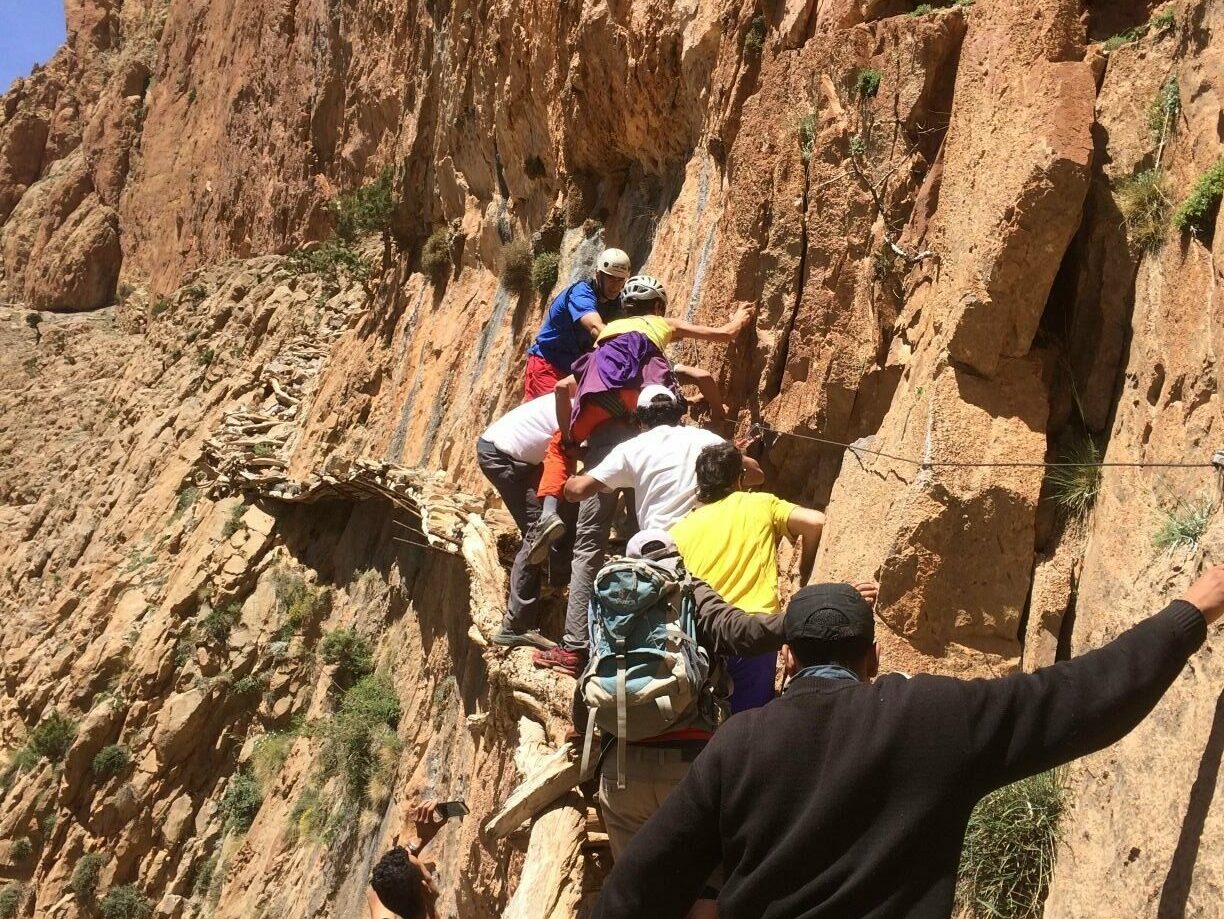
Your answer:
[592,568,1224,919]
[590,531,877,919]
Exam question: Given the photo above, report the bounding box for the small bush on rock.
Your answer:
[220,771,263,831]
[221,502,247,539]
[92,744,131,779]
[10,837,32,860]
[70,853,106,904]
[288,240,371,283]
[313,673,402,805]
[910,3,933,15]
[855,68,882,100]
[1147,77,1180,145]
[744,14,766,53]
[0,885,21,919]
[798,112,818,162]
[1173,159,1224,240]
[499,239,534,294]
[532,251,560,297]
[320,629,375,685]
[334,167,395,241]
[29,711,77,762]
[251,731,296,789]
[420,227,453,285]
[98,884,153,919]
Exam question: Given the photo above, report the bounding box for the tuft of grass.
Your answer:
[849,135,867,157]
[70,853,106,904]
[29,711,78,763]
[1103,25,1146,51]
[219,771,263,832]
[855,68,882,100]
[1045,434,1102,521]
[251,731,296,790]
[1115,169,1170,250]
[798,112,818,162]
[420,227,453,285]
[182,284,208,304]
[499,238,534,294]
[910,3,933,15]
[1153,497,1214,554]
[312,673,402,805]
[333,167,395,241]
[532,251,560,297]
[289,785,330,841]
[92,744,132,779]
[0,885,21,919]
[98,884,152,919]
[10,837,32,861]
[744,14,766,53]
[221,502,247,539]
[955,771,1064,919]
[872,245,898,281]
[1148,76,1180,144]
[150,299,170,317]
[320,629,375,686]
[1172,159,1224,240]
[196,347,215,367]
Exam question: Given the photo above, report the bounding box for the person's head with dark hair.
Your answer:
[371,845,438,919]
[782,583,880,682]
[694,441,745,504]
[633,384,687,429]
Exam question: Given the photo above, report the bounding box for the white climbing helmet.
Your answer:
[595,247,632,279]
[622,274,668,307]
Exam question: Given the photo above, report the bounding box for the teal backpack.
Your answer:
[579,555,710,788]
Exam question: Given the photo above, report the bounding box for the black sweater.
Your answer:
[592,600,1208,918]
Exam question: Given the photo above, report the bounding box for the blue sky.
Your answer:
[0,1,67,92]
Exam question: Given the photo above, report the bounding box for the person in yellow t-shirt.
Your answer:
[669,441,826,712]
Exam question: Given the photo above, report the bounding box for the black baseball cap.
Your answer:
[784,583,875,651]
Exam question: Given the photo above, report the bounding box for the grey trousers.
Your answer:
[476,439,542,633]
[561,436,638,651]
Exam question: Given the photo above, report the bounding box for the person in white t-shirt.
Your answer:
[476,395,562,650]
[563,385,764,531]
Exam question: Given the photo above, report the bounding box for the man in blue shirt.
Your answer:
[523,247,631,400]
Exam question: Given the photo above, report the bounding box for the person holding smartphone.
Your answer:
[367,799,467,919]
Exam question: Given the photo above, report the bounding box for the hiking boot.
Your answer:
[533,646,587,678]
[491,627,557,651]
[525,513,566,566]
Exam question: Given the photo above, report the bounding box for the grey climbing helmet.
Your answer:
[622,274,668,307]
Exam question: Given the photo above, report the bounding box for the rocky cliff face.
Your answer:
[1,0,1222,916]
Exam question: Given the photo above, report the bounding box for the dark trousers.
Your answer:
[476,438,543,632]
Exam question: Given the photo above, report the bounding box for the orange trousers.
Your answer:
[537,390,639,499]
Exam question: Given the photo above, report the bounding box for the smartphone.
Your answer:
[436,800,469,820]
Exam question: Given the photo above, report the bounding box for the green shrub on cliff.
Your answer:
[1172,159,1224,239]
[0,885,22,919]
[29,711,77,763]
[420,227,453,284]
[855,68,882,100]
[532,251,561,297]
[334,167,394,241]
[92,744,131,779]
[70,853,106,905]
[1153,497,1213,554]
[312,673,402,805]
[98,884,152,919]
[1045,433,1102,521]
[744,15,766,53]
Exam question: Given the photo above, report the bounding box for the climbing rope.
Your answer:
[741,422,1220,470]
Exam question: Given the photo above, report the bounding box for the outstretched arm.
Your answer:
[674,364,725,423]
[579,310,605,342]
[951,567,1221,794]
[667,304,754,342]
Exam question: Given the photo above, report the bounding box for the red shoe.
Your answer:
[532,646,586,678]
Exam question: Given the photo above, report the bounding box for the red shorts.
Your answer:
[536,390,639,499]
[524,355,562,402]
